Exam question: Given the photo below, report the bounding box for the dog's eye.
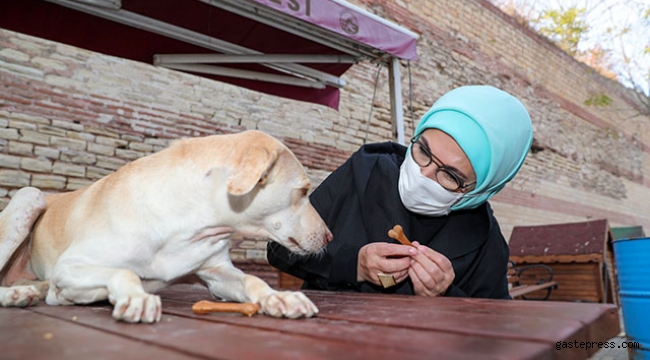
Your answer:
[291,187,309,207]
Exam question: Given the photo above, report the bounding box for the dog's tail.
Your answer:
[0,187,47,281]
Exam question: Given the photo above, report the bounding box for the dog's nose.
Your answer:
[324,229,333,243]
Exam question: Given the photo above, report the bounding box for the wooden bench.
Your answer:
[508,260,558,300]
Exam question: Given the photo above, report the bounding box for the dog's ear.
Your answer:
[227,145,279,195]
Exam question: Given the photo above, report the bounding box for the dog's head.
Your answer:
[224,131,332,255]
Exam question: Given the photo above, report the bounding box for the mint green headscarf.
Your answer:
[411,85,533,211]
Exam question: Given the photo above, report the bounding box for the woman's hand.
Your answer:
[408,241,455,297]
[357,242,416,286]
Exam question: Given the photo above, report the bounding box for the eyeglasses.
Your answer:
[410,138,476,192]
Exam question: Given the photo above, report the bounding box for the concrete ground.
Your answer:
[588,335,631,360]
[588,308,635,360]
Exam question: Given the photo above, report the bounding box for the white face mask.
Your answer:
[398,153,463,216]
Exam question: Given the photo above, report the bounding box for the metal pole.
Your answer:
[388,57,405,145]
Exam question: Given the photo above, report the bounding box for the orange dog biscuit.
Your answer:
[192,300,260,317]
[387,225,415,247]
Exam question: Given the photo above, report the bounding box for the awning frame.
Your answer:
[154,54,359,89]
[48,0,418,144]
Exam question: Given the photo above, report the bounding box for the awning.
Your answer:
[0,0,419,142]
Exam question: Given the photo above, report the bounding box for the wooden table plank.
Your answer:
[304,290,620,357]
[27,303,433,360]
[160,284,619,329]
[161,299,555,360]
[305,290,618,322]
[159,285,606,360]
[0,283,619,360]
[0,307,200,360]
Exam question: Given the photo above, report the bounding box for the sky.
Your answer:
[491,0,649,95]
[560,0,648,94]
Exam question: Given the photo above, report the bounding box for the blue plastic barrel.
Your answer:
[613,237,650,360]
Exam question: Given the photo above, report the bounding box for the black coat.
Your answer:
[267,142,511,299]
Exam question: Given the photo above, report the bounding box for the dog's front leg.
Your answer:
[48,264,162,323]
[197,259,318,319]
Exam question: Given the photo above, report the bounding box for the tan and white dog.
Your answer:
[0,130,332,323]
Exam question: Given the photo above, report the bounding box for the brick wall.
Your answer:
[1,0,649,264]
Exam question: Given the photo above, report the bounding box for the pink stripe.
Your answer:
[250,0,418,60]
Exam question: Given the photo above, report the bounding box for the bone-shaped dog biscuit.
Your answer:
[387,225,415,247]
[192,300,260,317]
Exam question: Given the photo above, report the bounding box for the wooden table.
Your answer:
[1,284,620,360]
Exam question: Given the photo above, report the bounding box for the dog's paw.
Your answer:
[259,291,318,319]
[0,285,41,307]
[111,293,162,323]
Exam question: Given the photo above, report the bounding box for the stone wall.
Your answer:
[1,0,649,263]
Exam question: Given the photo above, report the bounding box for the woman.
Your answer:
[267,85,533,299]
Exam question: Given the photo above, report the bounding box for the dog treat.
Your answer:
[192,300,260,317]
[387,225,415,247]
